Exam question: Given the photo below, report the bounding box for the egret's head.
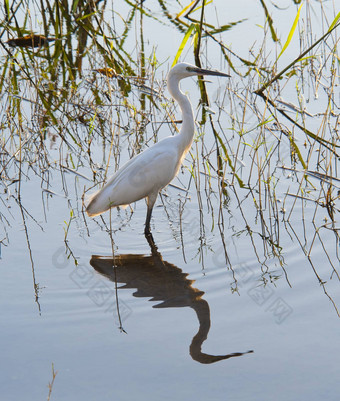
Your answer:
[169,62,230,80]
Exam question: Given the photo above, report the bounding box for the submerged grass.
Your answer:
[0,0,339,314]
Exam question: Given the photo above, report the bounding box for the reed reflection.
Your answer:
[90,236,253,364]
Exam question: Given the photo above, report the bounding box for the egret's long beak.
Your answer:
[187,66,230,78]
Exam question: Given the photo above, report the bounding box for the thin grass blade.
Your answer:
[277,2,303,61]
[328,11,340,33]
[172,23,196,67]
[176,0,197,19]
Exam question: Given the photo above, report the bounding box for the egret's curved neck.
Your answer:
[167,74,195,154]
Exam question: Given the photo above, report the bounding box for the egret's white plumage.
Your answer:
[86,62,230,235]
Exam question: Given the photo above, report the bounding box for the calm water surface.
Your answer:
[1,170,339,400]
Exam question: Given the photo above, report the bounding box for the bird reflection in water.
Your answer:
[90,236,253,364]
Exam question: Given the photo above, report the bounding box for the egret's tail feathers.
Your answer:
[85,187,115,217]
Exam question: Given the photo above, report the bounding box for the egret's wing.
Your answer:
[106,141,179,202]
[86,138,180,216]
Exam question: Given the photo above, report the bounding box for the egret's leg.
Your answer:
[145,232,158,253]
[144,193,157,236]
[144,207,153,235]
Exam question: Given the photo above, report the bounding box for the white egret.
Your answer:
[86,62,230,235]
